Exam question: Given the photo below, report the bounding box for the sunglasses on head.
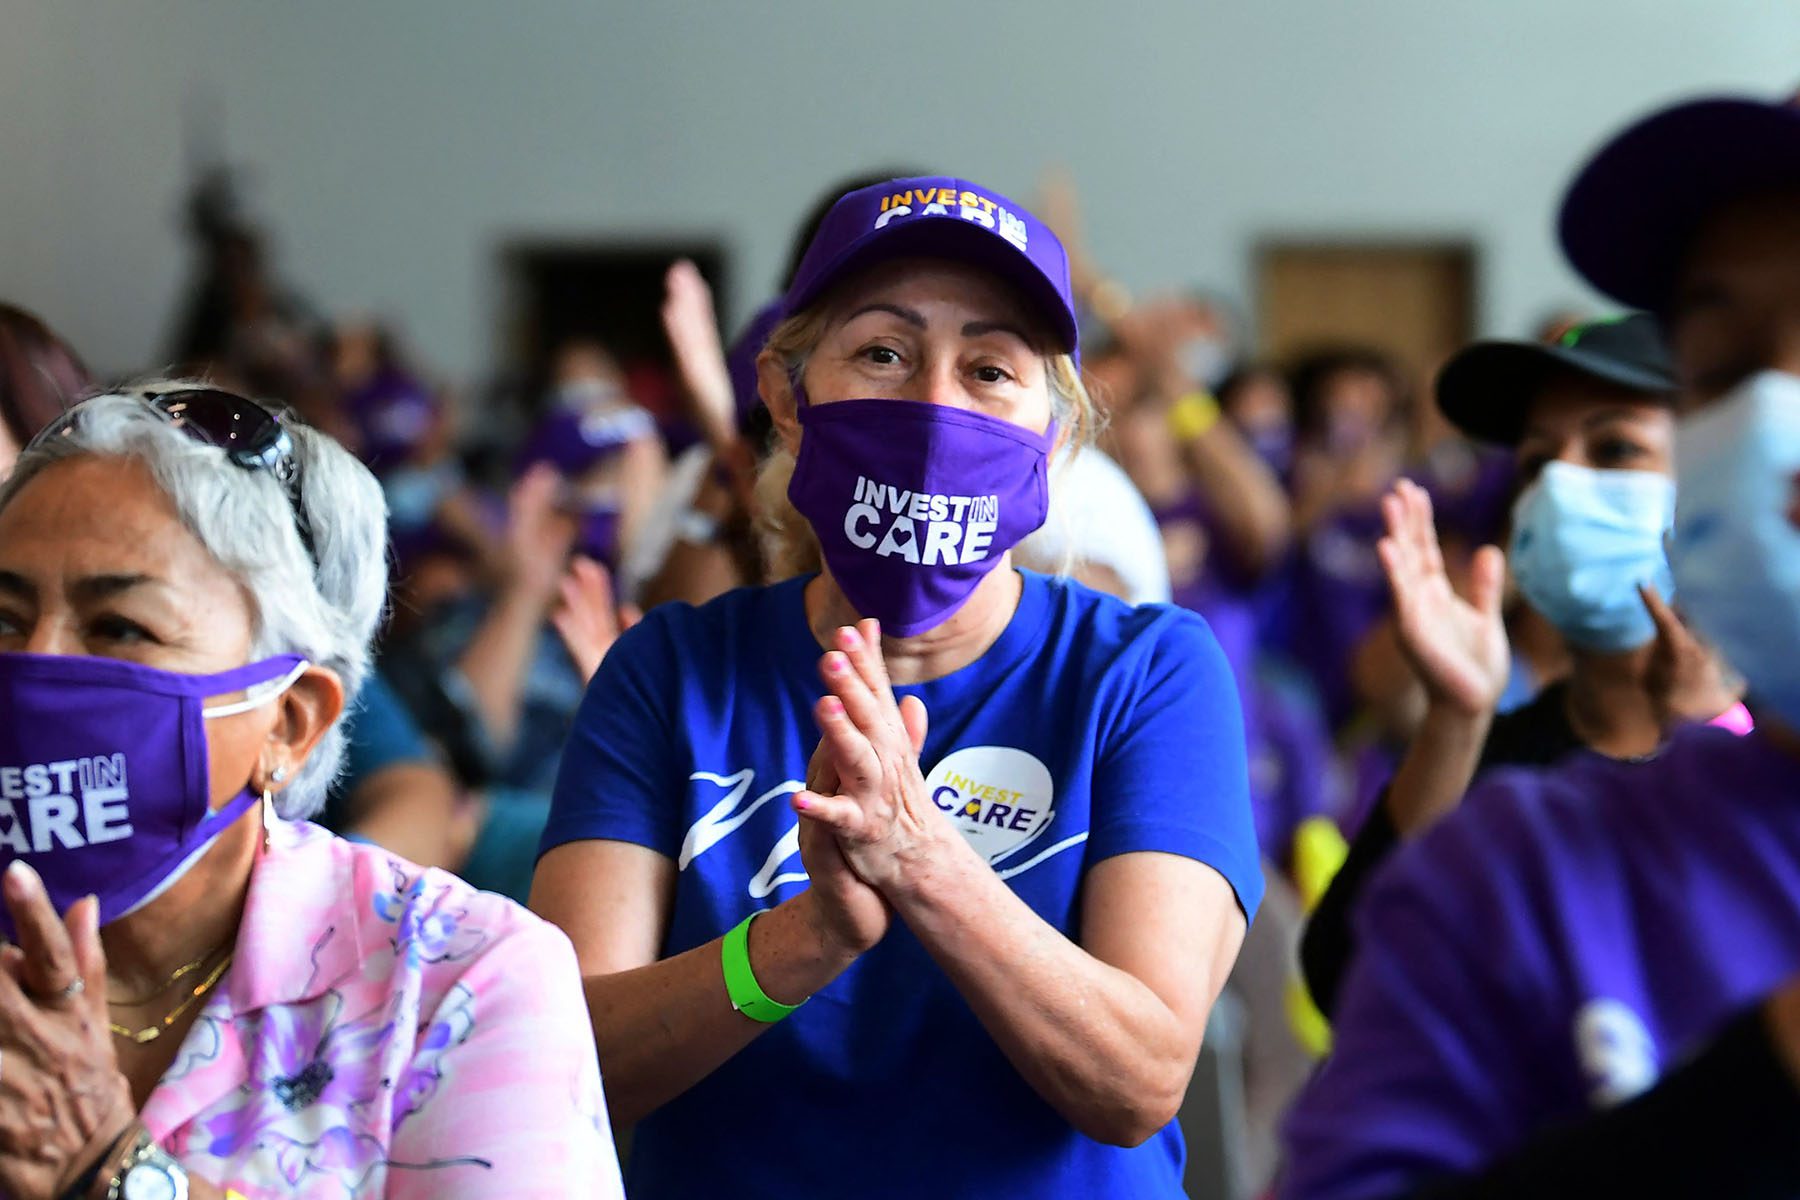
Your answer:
[31,388,319,567]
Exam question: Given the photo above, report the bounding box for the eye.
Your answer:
[972,364,1016,385]
[0,608,23,639]
[1591,437,1648,468]
[90,614,157,645]
[859,344,904,367]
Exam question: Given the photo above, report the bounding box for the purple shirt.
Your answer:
[1289,504,1391,727]
[1281,726,1800,1199]
[1418,443,1516,550]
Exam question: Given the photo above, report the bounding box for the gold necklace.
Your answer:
[104,947,220,1008]
[108,952,234,1045]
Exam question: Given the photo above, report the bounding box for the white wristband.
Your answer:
[674,508,721,545]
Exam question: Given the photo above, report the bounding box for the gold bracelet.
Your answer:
[1168,391,1222,442]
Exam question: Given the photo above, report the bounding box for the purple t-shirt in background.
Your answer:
[1247,674,1336,867]
[1153,490,1260,679]
[1419,442,1516,551]
[1280,726,1800,1200]
[1289,503,1391,728]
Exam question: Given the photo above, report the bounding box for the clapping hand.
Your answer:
[1640,584,1744,730]
[1376,479,1509,718]
[502,465,578,602]
[791,621,943,896]
[0,865,135,1200]
[550,556,642,684]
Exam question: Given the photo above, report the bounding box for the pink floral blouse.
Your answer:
[139,820,623,1197]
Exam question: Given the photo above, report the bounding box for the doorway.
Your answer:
[492,239,731,456]
[1255,241,1476,406]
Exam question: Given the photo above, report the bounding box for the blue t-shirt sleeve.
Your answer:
[340,671,432,788]
[1088,608,1265,917]
[539,611,686,860]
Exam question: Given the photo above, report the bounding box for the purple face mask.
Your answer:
[0,651,307,936]
[788,398,1055,635]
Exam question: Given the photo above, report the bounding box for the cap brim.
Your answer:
[783,216,1078,354]
[1559,97,1800,310]
[1435,341,1673,445]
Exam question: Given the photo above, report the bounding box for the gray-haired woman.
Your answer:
[0,386,620,1198]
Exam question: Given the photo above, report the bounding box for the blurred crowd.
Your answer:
[0,167,1631,1182]
[7,168,1568,912]
[5,78,1799,1198]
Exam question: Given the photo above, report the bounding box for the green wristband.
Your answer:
[722,910,804,1023]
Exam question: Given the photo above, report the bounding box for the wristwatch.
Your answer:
[106,1128,188,1200]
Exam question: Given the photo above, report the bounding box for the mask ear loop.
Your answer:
[201,660,311,719]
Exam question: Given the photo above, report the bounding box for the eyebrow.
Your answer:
[845,304,1036,347]
[1520,406,1654,441]
[1666,281,1732,324]
[0,571,166,611]
[1580,406,1655,429]
[961,319,1035,346]
[846,303,927,328]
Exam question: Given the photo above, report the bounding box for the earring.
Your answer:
[261,789,276,851]
[270,766,288,784]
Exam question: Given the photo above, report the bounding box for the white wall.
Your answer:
[3,0,1796,378]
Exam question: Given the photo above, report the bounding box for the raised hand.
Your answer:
[1377,479,1509,718]
[550,556,642,684]
[791,620,945,896]
[660,260,736,449]
[1640,583,1744,729]
[0,865,135,1200]
[503,464,578,602]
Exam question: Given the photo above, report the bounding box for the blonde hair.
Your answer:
[752,307,1100,580]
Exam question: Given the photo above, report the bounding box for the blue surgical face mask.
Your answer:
[1508,460,1676,652]
[1669,370,1800,727]
[1179,336,1232,390]
[382,463,452,530]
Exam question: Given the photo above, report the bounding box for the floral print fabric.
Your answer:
[139,820,621,1198]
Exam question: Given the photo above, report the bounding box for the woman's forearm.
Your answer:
[614,438,669,564]
[1179,421,1293,577]
[344,763,467,869]
[885,838,1205,1146]
[582,892,855,1125]
[1385,704,1493,836]
[453,585,546,752]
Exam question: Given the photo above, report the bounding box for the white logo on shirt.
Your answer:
[1573,998,1659,1108]
[924,746,1084,878]
[681,748,1080,899]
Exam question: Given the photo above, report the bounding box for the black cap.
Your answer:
[1559,92,1800,310]
[1434,314,1675,446]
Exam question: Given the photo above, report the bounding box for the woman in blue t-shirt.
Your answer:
[531,176,1263,1198]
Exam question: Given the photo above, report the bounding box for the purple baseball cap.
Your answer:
[1559,90,1800,310]
[783,176,1078,355]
